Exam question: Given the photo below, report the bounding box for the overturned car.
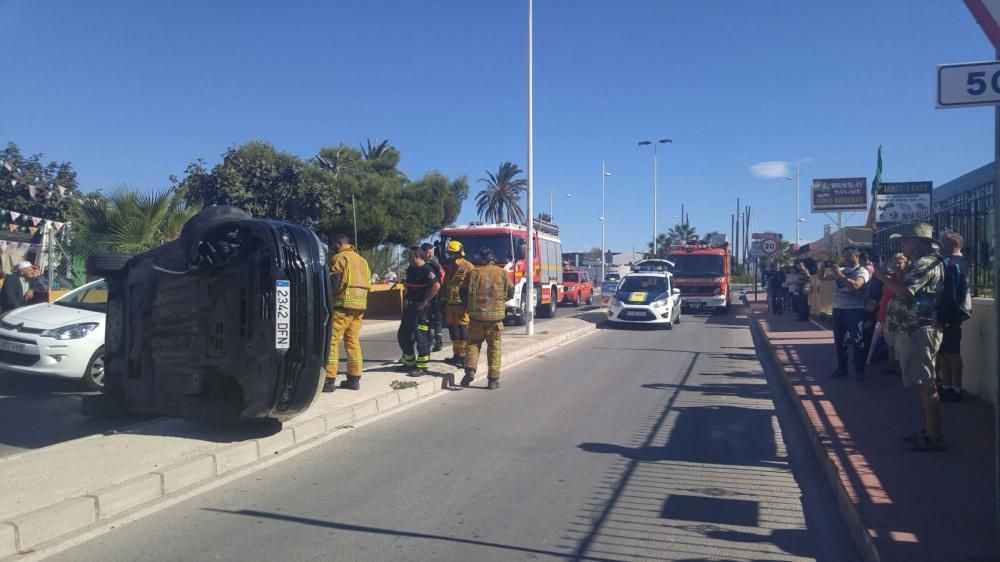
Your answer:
[83,206,332,423]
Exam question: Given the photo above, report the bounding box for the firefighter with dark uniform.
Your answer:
[420,242,445,352]
[442,240,474,368]
[397,246,440,376]
[461,247,512,390]
[324,233,371,392]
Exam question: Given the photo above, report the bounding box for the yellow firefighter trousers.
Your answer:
[445,304,471,358]
[465,319,503,379]
[328,309,364,379]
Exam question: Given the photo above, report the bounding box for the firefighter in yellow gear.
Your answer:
[461,246,512,390]
[324,233,371,393]
[442,240,474,369]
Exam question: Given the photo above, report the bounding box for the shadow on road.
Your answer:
[204,508,620,562]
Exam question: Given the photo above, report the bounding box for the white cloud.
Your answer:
[749,161,791,178]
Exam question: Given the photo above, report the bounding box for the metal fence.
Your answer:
[873,194,995,297]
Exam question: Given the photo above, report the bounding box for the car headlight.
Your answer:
[40,322,100,340]
[611,297,621,307]
[652,296,670,308]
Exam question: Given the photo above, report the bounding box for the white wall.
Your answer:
[962,298,997,405]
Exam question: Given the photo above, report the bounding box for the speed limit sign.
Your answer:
[761,238,778,255]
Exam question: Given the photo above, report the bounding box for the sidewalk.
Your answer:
[0,311,604,557]
[747,293,997,562]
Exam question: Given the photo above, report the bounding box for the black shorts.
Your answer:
[940,324,962,354]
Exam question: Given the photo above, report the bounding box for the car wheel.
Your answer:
[513,287,527,326]
[81,347,106,391]
[664,315,674,330]
[86,254,133,279]
[180,206,252,265]
[572,294,579,307]
[585,292,593,306]
[675,306,682,323]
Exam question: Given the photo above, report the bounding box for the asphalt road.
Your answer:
[49,304,857,561]
[0,312,578,459]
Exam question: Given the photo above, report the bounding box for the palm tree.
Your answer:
[476,161,526,224]
[72,186,202,255]
[360,138,391,161]
[667,223,698,243]
[647,233,672,257]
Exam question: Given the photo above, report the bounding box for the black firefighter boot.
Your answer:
[487,379,501,390]
[322,379,337,393]
[432,333,444,352]
[460,368,475,388]
[339,376,361,391]
[441,371,457,390]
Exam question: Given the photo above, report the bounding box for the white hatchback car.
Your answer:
[0,279,107,389]
[607,261,681,329]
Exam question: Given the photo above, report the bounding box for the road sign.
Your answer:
[938,61,1000,108]
[761,238,779,255]
[965,0,1000,52]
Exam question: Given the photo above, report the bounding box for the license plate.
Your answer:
[0,340,25,353]
[624,311,646,318]
[275,280,291,349]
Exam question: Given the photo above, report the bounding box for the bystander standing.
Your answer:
[874,223,946,451]
[822,247,870,380]
[937,232,970,402]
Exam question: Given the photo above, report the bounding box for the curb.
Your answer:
[0,318,601,559]
[746,303,881,562]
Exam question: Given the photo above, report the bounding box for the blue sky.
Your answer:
[1,0,995,252]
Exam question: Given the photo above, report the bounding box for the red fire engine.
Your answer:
[667,243,731,312]
[440,220,564,325]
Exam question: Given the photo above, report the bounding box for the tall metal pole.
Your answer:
[994,48,1000,551]
[525,0,535,336]
[549,189,553,220]
[795,162,801,244]
[351,193,359,248]
[653,144,658,256]
[601,160,607,283]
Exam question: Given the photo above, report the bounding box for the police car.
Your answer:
[606,259,682,329]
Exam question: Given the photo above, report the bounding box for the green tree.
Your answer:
[71,186,201,255]
[0,142,81,223]
[177,141,335,230]
[667,223,698,243]
[476,162,526,224]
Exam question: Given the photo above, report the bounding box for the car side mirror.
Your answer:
[672,288,681,295]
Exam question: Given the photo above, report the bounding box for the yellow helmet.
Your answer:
[446,240,464,255]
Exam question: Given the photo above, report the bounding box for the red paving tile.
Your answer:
[747,295,998,562]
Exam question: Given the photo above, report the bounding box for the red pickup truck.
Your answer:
[561,269,593,306]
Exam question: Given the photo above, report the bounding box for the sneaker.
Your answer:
[830,369,848,378]
[322,379,337,393]
[904,434,946,452]
[939,388,964,402]
[487,379,500,390]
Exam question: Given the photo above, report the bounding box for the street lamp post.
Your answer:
[548,189,572,221]
[785,162,801,244]
[526,0,535,336]
[600,161,611,282]
[639,138,672,255]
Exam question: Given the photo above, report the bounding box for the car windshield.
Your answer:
[54,280,108,313]
[563,272,579,282]
[618,276,667,293]
[671,255,725,277]
[445,234,514,265]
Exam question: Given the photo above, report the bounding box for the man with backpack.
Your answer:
[874,223,947,451]
[937,232,972,402]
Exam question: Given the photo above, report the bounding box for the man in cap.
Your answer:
[324,233,371,392]
[821,247,870,380]
[461,247,512,390]
[442,240,474,370]
[0,261,39,313]
[873,222,946,451]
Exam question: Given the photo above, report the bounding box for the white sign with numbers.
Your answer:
[937,61,1000,108]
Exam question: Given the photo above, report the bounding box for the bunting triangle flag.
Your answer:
[31,217,41,226]
[10,180,16,187]
[2,161,11,172]
[9,211,19,222]
[29,227,38,236]
[53,221,65,231]
[28,185,37,198]
[8,224,17,233]
[57,185,66,197]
